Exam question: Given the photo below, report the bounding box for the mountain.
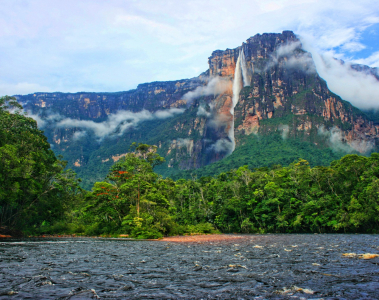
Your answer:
[15,31,379,188]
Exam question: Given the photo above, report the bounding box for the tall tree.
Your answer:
[0,96,81,233]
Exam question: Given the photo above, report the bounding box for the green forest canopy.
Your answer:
[0,96,82,235]
[1,96,378,238]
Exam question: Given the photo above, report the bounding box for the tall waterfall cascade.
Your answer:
[228,48,250,154]
[240,48,249,87]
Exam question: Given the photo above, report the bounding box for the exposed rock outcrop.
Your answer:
[13,31,379,186]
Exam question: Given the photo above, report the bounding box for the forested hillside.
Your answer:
[3,30,379,236]
[2,97,378,238]
[14,31,379,189]
[39,143,379,238]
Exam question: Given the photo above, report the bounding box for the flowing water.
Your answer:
[229,51,243,154]
[229,48,249,154]
[0,234,379,299]
[240,48,249,88]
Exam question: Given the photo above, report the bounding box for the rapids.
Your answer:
[0,234,378,299]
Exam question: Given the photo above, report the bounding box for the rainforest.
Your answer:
[1,96,379,239]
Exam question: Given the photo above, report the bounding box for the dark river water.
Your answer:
[0,234,379,299]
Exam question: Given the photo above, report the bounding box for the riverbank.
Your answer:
[1,233,231,241]
[160,234,247,243]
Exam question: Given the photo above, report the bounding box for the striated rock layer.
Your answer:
[14,31,379,187]
[209,31,379,154]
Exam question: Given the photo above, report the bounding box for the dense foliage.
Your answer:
[51,145,379,238]
[0,96,82,235]
[40,102,353,190]
[1,97,378,237]
[169,133,346,180]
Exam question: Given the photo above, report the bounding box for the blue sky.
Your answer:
[1,0,379,96]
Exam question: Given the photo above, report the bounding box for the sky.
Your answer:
[1,0,379,97]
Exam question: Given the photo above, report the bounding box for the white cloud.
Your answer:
[318,125,374,153]
[72,131,87,141]
[0,0,378,100]
[266,41,316,73]
[197,104,212,117]
[57,108,184,138]
[26,111,65,127]
[27,107,184,139]
[340,41,366,53]
[155,108,184,119]
[301,43,379,110]
[177,138,192,148]
[208,113,231,129]
[46,113,64,122]
[208,138,233,153]
[285,54,316,73]
[25,111,46,127]
[353,51,379,68]
[183,77,231,103]
[276,41,302,57]
[278,124,290,139]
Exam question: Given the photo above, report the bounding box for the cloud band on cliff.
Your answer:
[208,138,233,153]
[28,108,184,139]
[265,41,316,74]
[318,125,374,153]
[183,76,231,104]
[301,39,379,110]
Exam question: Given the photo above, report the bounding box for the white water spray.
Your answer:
[228,51,243,154]
[240,48,249,87]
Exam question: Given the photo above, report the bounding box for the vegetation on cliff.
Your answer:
[1,97,378,237]
[14,31,379,190]
[40,144,379,237]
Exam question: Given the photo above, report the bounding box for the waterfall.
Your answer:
[240,48,249,87]
[228,51,243,154]
[232,51,243,109]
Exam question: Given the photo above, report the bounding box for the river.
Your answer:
[0,234,378,299]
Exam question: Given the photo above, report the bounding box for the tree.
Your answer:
[87,143,172,238]
[0,96,81,234]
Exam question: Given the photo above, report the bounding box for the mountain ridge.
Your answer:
[13,30,379,188]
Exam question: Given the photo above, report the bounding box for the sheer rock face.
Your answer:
[209,49,239,77]
[14,31,379,177]
[18,78,204,120]
[208,31,298,78]
[207,30,378,155]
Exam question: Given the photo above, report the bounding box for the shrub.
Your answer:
[186,223,219,234]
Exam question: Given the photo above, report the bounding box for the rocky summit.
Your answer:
[15,31,379,188]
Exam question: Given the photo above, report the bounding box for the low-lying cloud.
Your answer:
[276,41,302,58]
[176,138,192,148]
[25,111,46,128]
[318,125,374,153]
[183,76,231,104]
[28,108,184,140]
[72,131,87,141]
[26,111,65,128]
[155,108,184,119]
[265,41,316,74]
[265,38,379,111]
[58,108,184,139]
[208,113,231,129]
[197,103,213,117]
[285,54,316,74]
[278,124,290,139]
[208,138,233,153]
[301,40,379,110]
